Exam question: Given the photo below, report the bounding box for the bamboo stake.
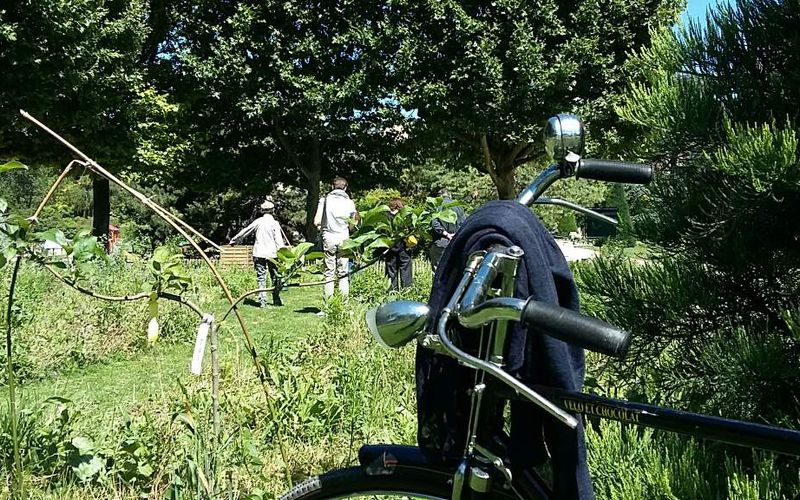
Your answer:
[30,160,81,220]
[5,257,24,500]
[20,110,292,485]
[210,321,220,497]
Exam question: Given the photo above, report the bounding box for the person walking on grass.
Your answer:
[315,176,359,304]
[229,198,287,307]
[384,198,413,291]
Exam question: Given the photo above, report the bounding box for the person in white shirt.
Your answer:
[229,198,287,307]
[314,176,359,300]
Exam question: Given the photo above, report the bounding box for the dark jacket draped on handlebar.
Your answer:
[417,200,594,500]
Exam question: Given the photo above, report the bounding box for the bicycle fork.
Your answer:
[451,246,522,499]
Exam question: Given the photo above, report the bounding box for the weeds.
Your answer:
[2,261,798,498]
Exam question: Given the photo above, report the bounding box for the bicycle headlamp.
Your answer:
[366,301,430,348]
[544,113,585,161]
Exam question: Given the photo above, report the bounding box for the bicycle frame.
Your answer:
[417,188,800,497]
[354,126,800,499]
[409,245,800,499]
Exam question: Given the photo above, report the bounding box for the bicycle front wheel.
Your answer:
[280,465,453,499]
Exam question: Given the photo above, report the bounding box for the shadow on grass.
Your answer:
[294,306,322,314]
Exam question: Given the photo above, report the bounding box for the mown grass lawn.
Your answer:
[15,284,327,431]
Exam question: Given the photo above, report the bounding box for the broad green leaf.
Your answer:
[3,247,17,261]
[351,233,377,245]
[277,247,295,260]
[293,242,314,258]
[152,246,172,264]
[74,455,105,482]
[137,463,154,477]
[367,237,392,250]
[243,440,263,465]
[37,229,69,246]
[72,234,105,262]
[434,210,458,224]
[0,161,27,173]
[6,214,30,232]
[0,198,7,213]
[72,436,95,455]
[359,205,390,227]
[340,238,362,250]
[305,251,324,261]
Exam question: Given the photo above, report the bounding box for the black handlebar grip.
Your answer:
[576,159,653,185]
[521,299,632,358]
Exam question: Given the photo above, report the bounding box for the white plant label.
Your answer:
[191,314,214,375]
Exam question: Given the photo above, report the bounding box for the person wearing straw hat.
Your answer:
[229,197,288,307]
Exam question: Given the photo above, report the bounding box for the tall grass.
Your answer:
[0,259,198,385]
[1,260,797,498]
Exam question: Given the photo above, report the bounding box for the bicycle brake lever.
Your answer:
[535,197,618,226]
[436,309,579,429]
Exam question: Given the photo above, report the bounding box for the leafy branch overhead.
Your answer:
[269,242,323,284]
[340,197,459,261]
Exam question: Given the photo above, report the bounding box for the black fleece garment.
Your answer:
[416,200,594,499]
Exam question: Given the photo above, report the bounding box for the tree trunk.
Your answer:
[479,134,518,200]
[493,160,517,199]
[92,177,110,249]
[304,140,322,241]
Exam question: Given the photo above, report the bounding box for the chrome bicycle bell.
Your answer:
[366,301,430,348]
[543,113,585,161]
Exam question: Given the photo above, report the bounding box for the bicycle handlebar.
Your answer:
[520,299,631,357]
[457,297,631,358]
[576,159,653,185]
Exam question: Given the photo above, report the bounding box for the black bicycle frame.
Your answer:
[496,385,800,456]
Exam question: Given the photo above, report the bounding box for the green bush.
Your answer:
[556,212,578,236]
[1,260,198,385]
[349,260,433,306]
[586,419,798,499]
[354,187,402,213]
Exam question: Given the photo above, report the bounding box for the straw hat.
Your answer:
[260,198,275,210]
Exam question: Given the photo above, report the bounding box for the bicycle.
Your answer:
[280,114,800,499]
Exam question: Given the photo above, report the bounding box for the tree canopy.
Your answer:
[384,0,682,198]
[1,0,683,241]
[168,0,413,239]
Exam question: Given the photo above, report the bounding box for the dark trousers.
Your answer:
[429,241,448,271]
[254,257,282,305]
[385,249,413,291]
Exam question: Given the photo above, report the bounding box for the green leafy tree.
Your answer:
[604,183,634,246]
[171,0,411,240]
[383,0,682,199]
[577,0,800,430]
[556,211,577,236]
[0,1,186,243]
